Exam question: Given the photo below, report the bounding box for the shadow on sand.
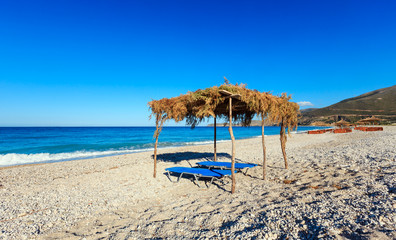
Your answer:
[153,152,232,163]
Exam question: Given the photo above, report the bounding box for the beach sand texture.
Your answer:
[0,127,395,239]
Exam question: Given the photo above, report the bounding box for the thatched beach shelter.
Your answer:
[148,81,299,193]
[335,119,351,128]
[268,93,300,169]
[356,120,367,126]
[311,121,331,127]
[360,116,381,125]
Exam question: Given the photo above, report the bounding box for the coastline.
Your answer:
[0,126,329,168]
[0,126,394,239]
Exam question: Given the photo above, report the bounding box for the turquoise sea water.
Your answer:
[0,126,329,167]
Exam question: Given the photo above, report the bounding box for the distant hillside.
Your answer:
[300,108,318,113]
[300,85,396,125]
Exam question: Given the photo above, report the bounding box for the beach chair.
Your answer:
[196,161,257,174]
[165,167,235,188]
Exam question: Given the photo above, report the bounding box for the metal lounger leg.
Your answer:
[222,175,231,185]
[207,177,215,188]
[178,173,183,182]
[167,171,183,183]
[193,174,202,188]
[193,175,217,188]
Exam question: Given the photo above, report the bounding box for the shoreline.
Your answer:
[1,127,394,239]
[0,126,330,168]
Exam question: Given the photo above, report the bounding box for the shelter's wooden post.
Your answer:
[261,114,267,180]
[214,116,217,161]
[153,122,159,178]
[280,119,288,169]
[153,116,165,178]
[228,97,236,194]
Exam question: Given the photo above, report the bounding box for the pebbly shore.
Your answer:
[0,127,395,239]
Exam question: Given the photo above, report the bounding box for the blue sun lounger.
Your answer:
[196,161,257,174]
[165,167,235,188]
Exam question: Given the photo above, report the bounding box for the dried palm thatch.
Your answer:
[335,119,350,128]
[148,82,299,193]
[311,121,331,127]
[268,93,299,169]
[360,116,382,125]
[356,120,367,125]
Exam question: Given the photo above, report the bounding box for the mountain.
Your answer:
[300,108,318,113]
[300,85,396,125]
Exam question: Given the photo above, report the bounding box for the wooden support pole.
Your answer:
[153,117,165,178]
[228,97,236,194]
[153,123,159,178]
[261,114,267,180]
[280,119,288,169]
[214,116,217,161]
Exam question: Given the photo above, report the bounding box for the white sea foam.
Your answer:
[0,148,153,167]
[0,139,232,167]
[0,130,317,167]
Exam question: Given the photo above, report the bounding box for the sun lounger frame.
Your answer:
[196,161,257,174]
[165,167,232,188]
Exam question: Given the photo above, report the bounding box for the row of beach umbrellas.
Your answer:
[335,116,382,127]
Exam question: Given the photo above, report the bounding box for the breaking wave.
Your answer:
[0,139,230,167]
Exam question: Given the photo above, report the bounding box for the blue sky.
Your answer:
[0,0,395,126]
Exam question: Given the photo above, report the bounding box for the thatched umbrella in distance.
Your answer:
[335,119,350,128]
[356,120,367,126]
[361,116,381,125]
[311,121,331,127]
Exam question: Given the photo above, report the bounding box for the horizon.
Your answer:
[1,1,395,126]
[1,83,393,127]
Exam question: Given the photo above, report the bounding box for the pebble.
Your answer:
[1,129,395,240]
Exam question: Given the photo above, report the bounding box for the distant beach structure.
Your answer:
[149,79,299,193]
[358,116,382,125]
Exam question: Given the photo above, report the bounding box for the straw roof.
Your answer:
[361,116,382,122]
[356,120,367,125]
[149,82,299,132]
[335,119,350,126]
[311,121,331,127]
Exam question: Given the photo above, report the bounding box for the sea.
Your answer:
[0,126,329,167]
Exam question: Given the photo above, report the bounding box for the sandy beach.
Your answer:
[0,127,395,239]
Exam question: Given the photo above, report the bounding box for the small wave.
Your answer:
[0,148,153,167]
[0,128,322,167]
[0,140,226,167]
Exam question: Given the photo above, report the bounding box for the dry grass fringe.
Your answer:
[148,82,300,134]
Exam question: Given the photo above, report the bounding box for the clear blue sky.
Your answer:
[1,0,395,126]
